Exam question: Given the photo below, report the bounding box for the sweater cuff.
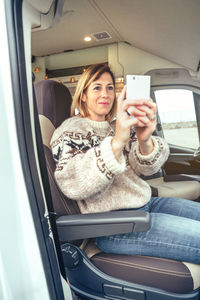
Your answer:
[100,136,126,175]
[135,136,159,161]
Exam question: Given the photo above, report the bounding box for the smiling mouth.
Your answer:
[99,102,109,105]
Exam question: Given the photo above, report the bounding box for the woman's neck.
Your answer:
[85,117,110,129]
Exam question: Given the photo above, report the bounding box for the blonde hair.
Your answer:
[71,64,117,122]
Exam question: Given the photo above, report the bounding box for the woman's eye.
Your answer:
[94,86,100,90]
[108,86,114,90]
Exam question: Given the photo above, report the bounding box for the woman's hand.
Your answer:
[112,86,147,159]
[134,98,157,155]
[111,86,157,159]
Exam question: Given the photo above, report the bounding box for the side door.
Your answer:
[147,68,200,178]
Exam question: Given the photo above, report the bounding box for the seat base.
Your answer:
[91,252,199,294]
[65,243,200,300]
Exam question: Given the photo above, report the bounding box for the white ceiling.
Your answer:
[31,0,200,71]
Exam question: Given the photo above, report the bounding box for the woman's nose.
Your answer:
[101,87,109,97]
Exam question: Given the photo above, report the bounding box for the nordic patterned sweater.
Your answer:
[50,116,169,214]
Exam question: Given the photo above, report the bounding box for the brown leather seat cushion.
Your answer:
[91,253,193,293]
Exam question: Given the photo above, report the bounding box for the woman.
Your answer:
[51,63,200,264]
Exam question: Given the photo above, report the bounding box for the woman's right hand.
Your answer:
[111,86,147,160]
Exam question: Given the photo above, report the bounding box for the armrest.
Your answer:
[56,210,151,241]
[164,174,200,182]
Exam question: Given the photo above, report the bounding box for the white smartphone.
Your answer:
[126,75,151,100]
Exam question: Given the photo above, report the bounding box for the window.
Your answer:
[154,89,199,149]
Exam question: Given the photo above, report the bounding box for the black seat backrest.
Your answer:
[34,80,80,216]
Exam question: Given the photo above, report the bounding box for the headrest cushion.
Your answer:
[34,80,72,128]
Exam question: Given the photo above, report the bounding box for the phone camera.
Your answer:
[132,76,136,80]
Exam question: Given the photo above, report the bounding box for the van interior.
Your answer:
[22,0,200,299]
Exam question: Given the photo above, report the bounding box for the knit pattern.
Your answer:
[50,116,169,214]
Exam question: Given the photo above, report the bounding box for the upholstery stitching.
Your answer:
[92,257,191,277]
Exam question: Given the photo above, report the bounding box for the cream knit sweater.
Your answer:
[50,116,169,214]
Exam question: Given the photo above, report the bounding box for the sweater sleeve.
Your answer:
[51,132,126,201]
[128,136,169,176]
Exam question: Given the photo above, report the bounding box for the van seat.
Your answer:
[34,79,200,298]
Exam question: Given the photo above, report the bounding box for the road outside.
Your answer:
[164,128,199,149]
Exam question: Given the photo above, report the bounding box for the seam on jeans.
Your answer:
[105,237,200,253]
[93,257,191,277]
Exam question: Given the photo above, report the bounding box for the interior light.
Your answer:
[70,77,76,83]
[34,67,39,72]
[115,76,124,83]
[115,77,124,94]
[84,36,91,42]
[44,75,48,80]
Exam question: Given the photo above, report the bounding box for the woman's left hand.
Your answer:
[133,99,157,155]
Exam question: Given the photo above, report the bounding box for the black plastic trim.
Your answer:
[193,92,200,143]
[56,210,151,241]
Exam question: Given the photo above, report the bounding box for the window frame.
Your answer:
[151,84,200,149]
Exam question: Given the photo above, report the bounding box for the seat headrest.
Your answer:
[34,79,80,215]
[34,79,72,129]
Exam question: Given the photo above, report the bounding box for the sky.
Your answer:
[155,89,196,123]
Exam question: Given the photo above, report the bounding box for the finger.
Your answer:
[133,119,147,127]
[125,113,150,127]
[143,98,154,105]
[117,85,127,105]
[148,114,157,122]
[136,102,157,120]
[137,116,151,125]
[137,107,156,121]
[142,99,157,112]
[124,99,146,107]
[136,105,152,115]
[137,116,157,129]
[126,105,146,117]
[145,107,157,121]
[125,116,145,128]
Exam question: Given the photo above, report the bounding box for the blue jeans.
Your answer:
[95,197,200,264]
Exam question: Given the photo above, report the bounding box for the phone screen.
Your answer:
[126,75,151,100]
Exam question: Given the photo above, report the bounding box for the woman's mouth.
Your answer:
[99,102,109,105]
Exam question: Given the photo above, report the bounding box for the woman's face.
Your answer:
[82,72,115,121]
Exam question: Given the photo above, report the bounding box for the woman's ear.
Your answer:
[82,92,86,102]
